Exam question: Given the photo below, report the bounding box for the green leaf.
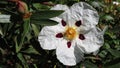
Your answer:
[25,32,32,42]
[84,61,98,68]
[23,20,30,36]
[108,49,120,58]
[33,3,42,9]
[104,43,111,49]
[17,53,29,68]
[91,1,101,8]
[2,24,9,36]
[98,50,108,58]
[17,53,26,64]
[31,24,39,36]
[21,46,40,55]
[110,25,120,33]
[0,48,5,55]
[14,36,19,53]
[15,63,23,68]
[31,19,58,26]
[103,15,114,21]
[104,58,120,68]
[31,10,64,19]
[33,3,50,10]
[0,1,8,6]
[18,19,30,52]
[33,64,38,68]
[0,25,3,35]
[105,62,120,68]
[117,7,120,12]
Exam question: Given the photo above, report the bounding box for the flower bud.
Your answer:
[17,1,28,14]
[17,1,31,19]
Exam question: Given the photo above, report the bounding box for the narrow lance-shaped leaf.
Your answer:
[104,58,120,68]
[31,19,58,26]
[31,10,64,26]
[103,15,114,21]
[33,3,50,10]
[17,53,29,68]
[84,60,98,68]
[33,64,38,68]
[0,0,8,8]
[0,25,3,35]
[31,10,64,19]
[17,53,26,64]
[21,45,40,55]
[14,36,19,53]
[31,24,39,36]
[108,49,120,58]
[17,19,30,52]
[15,63,23,68]
[33,3,41,9]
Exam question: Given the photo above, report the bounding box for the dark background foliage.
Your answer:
[0,0,120,68]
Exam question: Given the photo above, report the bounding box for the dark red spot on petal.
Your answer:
[61,20,66,26]
[75,20,82,27]
[79,34,85,40]
[56,33,63,38]
[67,41,71,48]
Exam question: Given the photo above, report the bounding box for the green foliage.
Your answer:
[31,10,64,19]
[31,19,58,26]
[31,10,64,26]
[0,0,120,68]
[83,61,98,68]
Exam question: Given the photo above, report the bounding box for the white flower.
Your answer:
[38,2,104,66]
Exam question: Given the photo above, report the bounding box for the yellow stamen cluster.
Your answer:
[64,27,77,40]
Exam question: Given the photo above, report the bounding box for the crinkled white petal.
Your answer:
[70,2,99,33]
[51,4,69,10]
[70,2,99,25]
[56,40,84,66]
[76,27,104,54]
[51,4,72,25]
[51,2,99,30]
[38,17,65,50]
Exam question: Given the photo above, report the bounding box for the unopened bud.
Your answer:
[17,1,28,14]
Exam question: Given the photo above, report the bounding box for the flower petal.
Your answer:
[69,2,99,32]
[76,27,104,54]
[56,40,84,66]
[51,4,72,25]
[51,4,69,10]
[38,17,65,50]
[70,2,99,24]
[51,2,99,29]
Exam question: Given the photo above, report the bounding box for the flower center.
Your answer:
[64,27,77,40]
